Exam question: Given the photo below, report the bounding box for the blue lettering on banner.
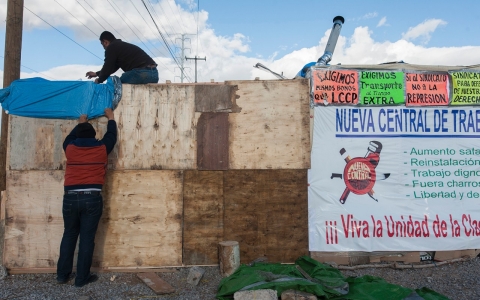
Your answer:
[335,108,480,138]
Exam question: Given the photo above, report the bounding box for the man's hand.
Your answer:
[104,108,114,120]
[78,114,88,123]
[94,78,99,84]
[86,71,97,79]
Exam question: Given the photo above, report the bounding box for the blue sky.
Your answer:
[0,0,479,84]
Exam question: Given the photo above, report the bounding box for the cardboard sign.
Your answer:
[405,72,449,106]
[359,71,405,105]
[450,71,480,105]
[312,69,359,105]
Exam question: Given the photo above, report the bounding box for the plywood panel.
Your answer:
[226,80,310,169]
[96,170,183,267]
[9,118,77,170]
[194,84,237,112]
[108,84,197,170]
[197,113,229,170]
[223,170,308,263]
[183,170,224,265]
[4,170,64,268]
[4,170,183,269]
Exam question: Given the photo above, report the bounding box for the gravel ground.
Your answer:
[1,258,479,299]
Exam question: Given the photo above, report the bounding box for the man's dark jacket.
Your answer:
[63,120,117,190]
[96,39,156,83]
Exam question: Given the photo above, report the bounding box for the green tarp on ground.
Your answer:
[216,256,449,300]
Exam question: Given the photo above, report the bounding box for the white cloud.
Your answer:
[402,19,447,44]
[377,17,387,27]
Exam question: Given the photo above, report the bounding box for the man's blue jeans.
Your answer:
[120,66,159,84]
[57,193,103,286]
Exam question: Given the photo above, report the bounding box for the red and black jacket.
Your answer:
[63,120,117,191]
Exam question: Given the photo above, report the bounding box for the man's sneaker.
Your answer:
[75,274,99,288]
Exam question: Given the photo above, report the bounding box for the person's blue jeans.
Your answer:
[56,193,103,286]
[120,67,159,84]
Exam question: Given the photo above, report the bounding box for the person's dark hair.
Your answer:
[99,31,116,42]
[76,123,96,138]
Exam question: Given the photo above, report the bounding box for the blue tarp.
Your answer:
[0,76,122,119]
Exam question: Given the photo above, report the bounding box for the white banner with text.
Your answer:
[308,106,480,251]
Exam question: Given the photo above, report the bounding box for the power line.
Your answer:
[106,0,158,59]
[23,5,103,61]
[54,0,97,38]
[145,0,178,49]
[0,55,57,80]
[79,0,127,41]
[141,0,181,69]
[165,0,188,35]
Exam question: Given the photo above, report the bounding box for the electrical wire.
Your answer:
[54,0,97,38]
[140,0,181,68]
[0,55,57,80]
[79,0,127,41]
[23,5,103,61]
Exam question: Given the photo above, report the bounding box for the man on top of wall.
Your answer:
[56,108,117,287]
[86,31,159,85]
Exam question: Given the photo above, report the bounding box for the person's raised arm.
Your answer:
[101,108,117,154]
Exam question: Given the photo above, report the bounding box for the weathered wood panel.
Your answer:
[4,170,183,269]
[96,170,183,267]
[9,118,77,170]
[197,113,229,170]
[4,170,64,268]
[223,170,309,263]
[183,170,224,265]
[226,80,310,169]
[194,84,237,112]
[9,84,198,171]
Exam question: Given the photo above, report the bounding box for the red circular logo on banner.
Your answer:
[343,158,376,195]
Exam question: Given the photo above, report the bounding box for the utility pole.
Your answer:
[1,0,23,190]
[185,56,206,83]
[0,0,24,267]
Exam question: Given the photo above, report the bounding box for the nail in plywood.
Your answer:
[223,170,309,263]
[226,79,310,169]
[197,113,229,170]
[183,170,224,265]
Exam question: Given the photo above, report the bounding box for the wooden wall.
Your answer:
[2,79,310,271]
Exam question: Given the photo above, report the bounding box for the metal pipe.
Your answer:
[316,16,344,66]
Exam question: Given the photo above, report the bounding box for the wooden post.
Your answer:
[218,241,240,277]
[1,0,24,266]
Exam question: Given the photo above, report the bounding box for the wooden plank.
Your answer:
[4,170,183,269]
[137,272,175,294]
[183,170,224,265]
[226,79,310,169]
[194,84,237,112]
[95,170,183,267]
[197,113,229,170]
[223,170,309,263]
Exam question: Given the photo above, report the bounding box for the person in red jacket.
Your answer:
[56,108,117,287]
